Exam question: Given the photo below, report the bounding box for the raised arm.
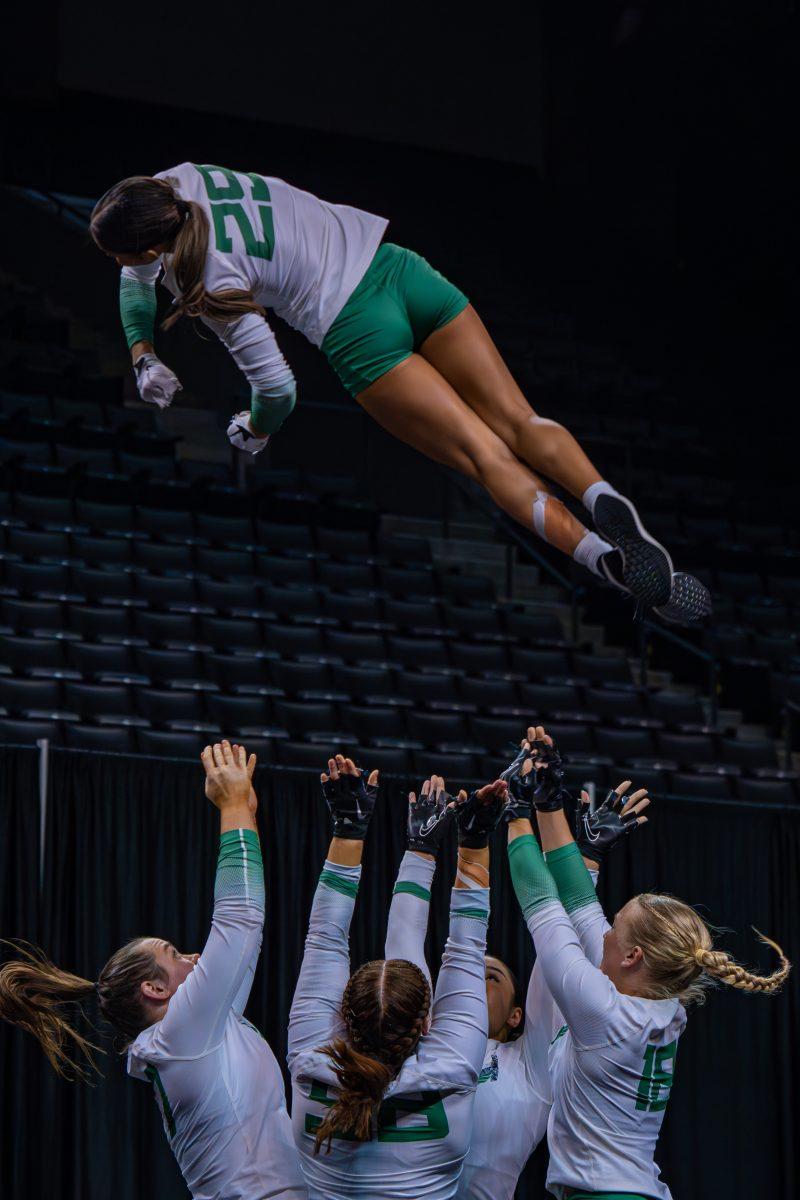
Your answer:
[229,764,263,1018]
[552,779,650,965]
[384,776,455,984]
[417,779,506,1087]
[157,742,262,1056]
[501,748,561,1088]
[506,824,622,1050]
[287,755,379,1071]
[515,727,649,967]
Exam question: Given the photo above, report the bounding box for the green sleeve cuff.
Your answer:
[393,880,431,902]
[219,828,261,853]
[119,276,157,349]
[544,841,598,914]
[250,386,296,435]
[215,828,264,905]
[507,833,560,920]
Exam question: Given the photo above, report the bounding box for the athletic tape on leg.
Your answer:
[532,491,550,538]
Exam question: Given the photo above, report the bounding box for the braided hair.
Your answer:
[313,959,431,1154]
[626,894,790,1006]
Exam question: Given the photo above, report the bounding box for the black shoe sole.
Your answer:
[654,573,713,626]
[594,493,673,608]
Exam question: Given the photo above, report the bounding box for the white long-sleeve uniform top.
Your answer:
[384,851,555,1200]
[288,858,490,1199]
[127,829,307,1200]
[122,161,388,392]
[529,896,686,1200]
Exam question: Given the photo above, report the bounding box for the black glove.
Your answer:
[573,788,642,862]
[531,739,570,813]
[407,784,456,856]
[501,745,536,822]
[322,764,379,841]
[457,784,508,848]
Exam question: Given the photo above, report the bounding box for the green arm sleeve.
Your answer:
[119,276,157,350]
[544,841,598,915]
[250,385,297,435]
[214,828,265,911]
[507,833,561,921]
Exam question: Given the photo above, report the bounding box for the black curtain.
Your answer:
[0,746,42,1199]
[1,747,798,1199]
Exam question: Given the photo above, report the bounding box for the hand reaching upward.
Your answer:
[574,780,651,865]
[407,775,457,857]
[456,779,509,848]
[321,753,380,841]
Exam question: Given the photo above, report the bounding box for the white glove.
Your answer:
[133,353,182,409]
[227,411,270,454]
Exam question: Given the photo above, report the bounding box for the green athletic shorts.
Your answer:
[321,242,469,397]
[562,1191,653,1199]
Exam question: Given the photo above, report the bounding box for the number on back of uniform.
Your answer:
[193,164,275,260]
[305,1080,451,1143]
[635,1040,677,1112]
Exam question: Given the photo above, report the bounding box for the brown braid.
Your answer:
[313,959,431,1154]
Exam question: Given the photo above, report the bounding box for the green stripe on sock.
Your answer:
[393,881,431,902]
[319,870,359,899]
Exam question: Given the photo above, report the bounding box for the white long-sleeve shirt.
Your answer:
[528,895,685,1200]
[122,161,387,392]
[288,858,490,1199]
[385,851,555,1200]
[127,829,307,1200]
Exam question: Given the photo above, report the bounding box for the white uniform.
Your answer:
[528,895,686,1200]
[288,858,490,1199]
[127,829,307,1200]
[122,161,388,392]
[385,852,555,1200]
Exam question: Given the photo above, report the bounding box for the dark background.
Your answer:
[1,2,799,1197]
[4,0,798,465]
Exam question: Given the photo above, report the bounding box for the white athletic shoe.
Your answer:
[227,412,269,455]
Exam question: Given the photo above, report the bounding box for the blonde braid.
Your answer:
[694,932,790,996]
[627,895,791,1006]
